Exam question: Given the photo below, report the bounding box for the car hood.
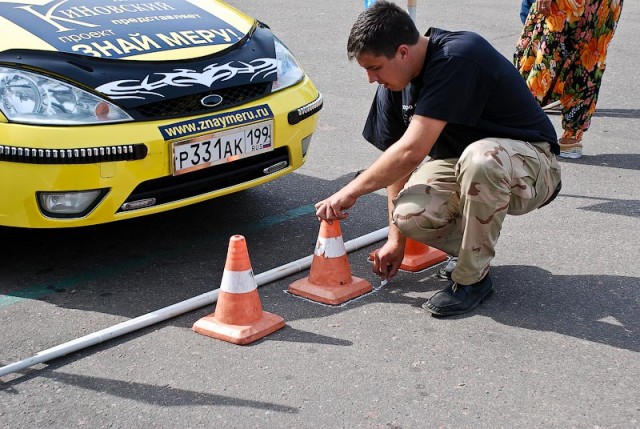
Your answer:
[0,0,279,109]
[0,0,255,60]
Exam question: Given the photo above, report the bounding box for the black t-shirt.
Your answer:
[363,28,559,158]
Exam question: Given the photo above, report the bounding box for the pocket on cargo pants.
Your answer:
[500,140,561,215]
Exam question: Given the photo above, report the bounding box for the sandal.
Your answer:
[558,137,583,159]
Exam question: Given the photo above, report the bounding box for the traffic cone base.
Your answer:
[289,275,372,305]
[193,311,285,345]
[399,246,448,271]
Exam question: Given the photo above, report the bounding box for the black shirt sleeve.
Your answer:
[362,85,407,151]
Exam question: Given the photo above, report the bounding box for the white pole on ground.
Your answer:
[0,227,389,378]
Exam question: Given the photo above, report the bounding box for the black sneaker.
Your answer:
[436,257,457,280]
[422,274,494,317]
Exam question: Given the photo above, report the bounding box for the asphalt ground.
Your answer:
[1,1,638,428]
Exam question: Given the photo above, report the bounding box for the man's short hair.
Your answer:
[347,1,420,60]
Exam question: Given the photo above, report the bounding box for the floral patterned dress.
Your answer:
[514,0,623,141]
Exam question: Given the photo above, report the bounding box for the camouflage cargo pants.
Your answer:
[392,138,561,285]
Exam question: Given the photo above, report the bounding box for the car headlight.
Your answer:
[0,67,132,125]
[271,37,305,92]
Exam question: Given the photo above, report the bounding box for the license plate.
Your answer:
[172,120,273,175]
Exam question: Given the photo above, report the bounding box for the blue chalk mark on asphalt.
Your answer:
[0,204,316,309]
[250,205,316,230]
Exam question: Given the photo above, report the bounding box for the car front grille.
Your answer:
[130,82,271,120]
[117,147,289,212]
[0,143,147,164]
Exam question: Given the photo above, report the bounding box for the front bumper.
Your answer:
[0,77,321,228]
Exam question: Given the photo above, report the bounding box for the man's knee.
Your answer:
[393,184,457,238]
[457,140,509,180]
[456,140,512,205]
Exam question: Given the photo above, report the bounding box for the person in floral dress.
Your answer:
[514,0,623,158]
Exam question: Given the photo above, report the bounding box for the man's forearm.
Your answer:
[386,177,409,245]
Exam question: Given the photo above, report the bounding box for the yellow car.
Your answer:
[0,0,322,228]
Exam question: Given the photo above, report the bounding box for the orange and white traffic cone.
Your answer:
[288,220,372,305]
[192,235,285,345]
[369,238,448,272]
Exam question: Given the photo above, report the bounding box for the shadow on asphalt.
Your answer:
[558,153,640,171]
[439,265,639,353]
[1,365,300,413]
[559,194,640,218]
[267,264,640,354]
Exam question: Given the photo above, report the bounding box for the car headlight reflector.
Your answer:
[0,67,132,125]
[37,189,107,218]
[271,38,304,92]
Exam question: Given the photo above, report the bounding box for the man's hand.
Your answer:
[372,239,405,281]
[315,189,357,221]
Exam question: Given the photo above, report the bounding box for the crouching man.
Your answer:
[315,1,561,316]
